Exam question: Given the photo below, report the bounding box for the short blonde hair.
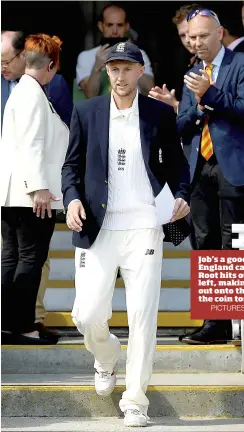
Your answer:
[172,4,203,25]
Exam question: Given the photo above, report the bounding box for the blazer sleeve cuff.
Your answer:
[174,187,191,205]
[24,180,49,195]
[200,85,218,107]
[63,188,82,209]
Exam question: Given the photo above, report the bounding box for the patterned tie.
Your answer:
[200,64,214,160]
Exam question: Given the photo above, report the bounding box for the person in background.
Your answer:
[149,3,203,114]
[176,9,244,345]
[221,13,244,53]
[1,33,69,345]
[76,2,154,98]
[1,30,73,342]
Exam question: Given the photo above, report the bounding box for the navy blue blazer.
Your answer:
[1,73,73,128]
[177,48,244,186]
[62,93,191,249]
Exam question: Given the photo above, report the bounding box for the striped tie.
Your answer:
[200,64,214,160]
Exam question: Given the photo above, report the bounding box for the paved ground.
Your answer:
[2,417,244,431]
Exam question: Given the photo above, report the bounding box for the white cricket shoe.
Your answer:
[124,409,148,427]
[95,370,116,397]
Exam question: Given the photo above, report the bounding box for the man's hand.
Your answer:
[33,190,59,218]
[170,198,190,222]
[66,200,86,232]
[149,84,179,112]
[184,70,214,99]
[94,44,110,72]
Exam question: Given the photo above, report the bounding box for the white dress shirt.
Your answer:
[227,37,244,51]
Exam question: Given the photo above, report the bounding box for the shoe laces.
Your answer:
[96,370,113,380]
[125,409,149,419]
[126,409,142,416]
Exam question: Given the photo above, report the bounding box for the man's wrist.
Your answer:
[68,199,81,208]
[173,101,179,113]
[197,104,205,111]
[93,63,103,73]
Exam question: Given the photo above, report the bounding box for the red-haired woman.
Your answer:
[1,34,69,344]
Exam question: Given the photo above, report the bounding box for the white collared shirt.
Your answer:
[102,90,159,230]
[227,37,244,51]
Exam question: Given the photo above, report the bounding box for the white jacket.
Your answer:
[0,74,69,209]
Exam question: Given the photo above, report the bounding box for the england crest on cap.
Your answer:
[116,42,126,52]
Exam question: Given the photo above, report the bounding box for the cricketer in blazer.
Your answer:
[0,74,69,209]
[177,48,244,186]
[62,93,191,249]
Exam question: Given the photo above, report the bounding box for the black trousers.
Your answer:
[191,155,244,331]
[1,207,56,333]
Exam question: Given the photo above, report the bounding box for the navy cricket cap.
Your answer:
[105,41,144,65]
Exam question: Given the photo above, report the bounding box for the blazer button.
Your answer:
[102,204,106,209]
[105,180,108,184]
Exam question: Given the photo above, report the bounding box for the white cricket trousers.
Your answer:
[73,228,164,414]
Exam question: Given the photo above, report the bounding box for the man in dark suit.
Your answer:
[177,9,244,345]
[62,42,190,427]
[221,14,244,53]
[1,30,73,342]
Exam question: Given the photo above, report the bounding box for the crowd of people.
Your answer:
[1,2,244,428]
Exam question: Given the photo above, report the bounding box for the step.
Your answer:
[2,417,244,432]
[2,373,244,417]
[1,344,242,374]
[43,311,203,328]
[47,225,192,317]
[52,225,192,251]
[47,257,190,280]
[44,285,191,312]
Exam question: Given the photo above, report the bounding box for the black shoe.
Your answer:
[1,331,14,345]
[179,327,202,342]
[180,326,229,344]
[34,322,60,344]
[13,333,58,345]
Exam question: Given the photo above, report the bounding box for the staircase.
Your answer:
[2,340,244,430]
[2,224,244,430]
[43,223,202,329]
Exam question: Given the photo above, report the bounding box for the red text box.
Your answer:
[191,250,244,320]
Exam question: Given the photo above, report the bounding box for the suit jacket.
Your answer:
[62,93,191,249]
[177,48,244,186]
[233,39,244,53]
[1,73,73,128]
[0,74,69,209]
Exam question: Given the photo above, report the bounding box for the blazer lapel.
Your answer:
[139,93,152,169]
[215,48,233,90]
[96,95,110,176]
[138,94,162,195]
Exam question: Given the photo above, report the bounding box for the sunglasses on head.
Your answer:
[187,8,221,26]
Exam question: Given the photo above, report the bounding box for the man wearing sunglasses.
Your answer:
[176,9,244,345]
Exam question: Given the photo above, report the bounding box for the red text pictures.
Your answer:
[191,251,244,320]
